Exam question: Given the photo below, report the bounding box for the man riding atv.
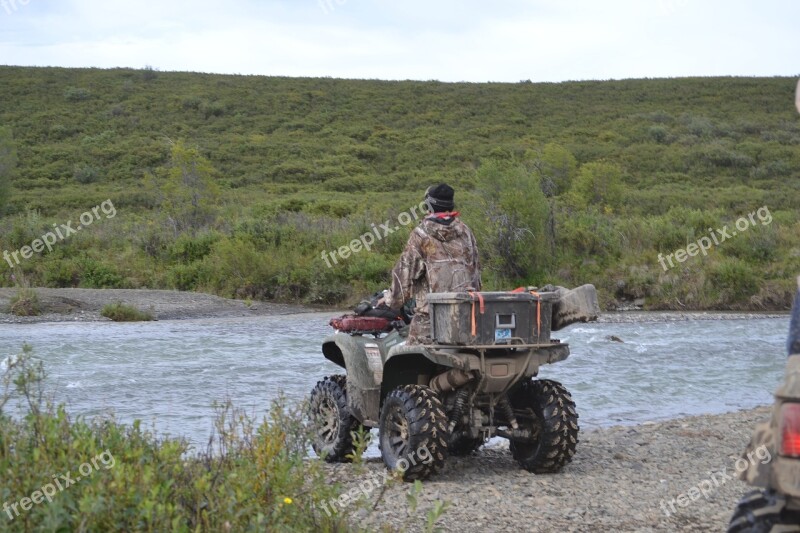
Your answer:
[381,183,481,345]
[309,183,599,480]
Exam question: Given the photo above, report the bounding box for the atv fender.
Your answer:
[770,354,800,497]
[321,333,382,426]
[740,355,800,495]
[381,344,464,400]
[738,419,774,488]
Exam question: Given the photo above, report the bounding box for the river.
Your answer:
[0,313,789,448]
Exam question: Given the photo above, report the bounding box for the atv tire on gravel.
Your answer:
[309,375,361,462]
[509,379,579,473]
[379,384,448,480]
[728,489,800,533]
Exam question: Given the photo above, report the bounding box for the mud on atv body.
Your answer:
[309,289,591,480]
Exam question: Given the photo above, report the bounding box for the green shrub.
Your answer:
[0,126,15,214]
[569,161,625,212]
[534,143,578,197]
[73,165,100,184]
[471,160,553,283]
[63,87,91,102]
[169,232,219,263]
[100,302,153,322]
[558,207,621,261]
[9,287,41,316]
[710,259,759,304]
[168,263,204,291]
[80,259,125,289]
[0,346,354,532]
[42,258,82,287]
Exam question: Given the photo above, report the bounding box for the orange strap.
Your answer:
[468,291,485,337]
[529,291,541,340]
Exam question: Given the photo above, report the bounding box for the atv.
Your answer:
[728,276,800,532]
[308,286,598,480]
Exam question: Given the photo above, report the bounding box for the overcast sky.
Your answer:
[0,0,797,82]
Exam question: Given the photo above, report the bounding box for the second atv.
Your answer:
[308,286,596,480]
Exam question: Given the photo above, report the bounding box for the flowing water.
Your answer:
[0,313,789,449]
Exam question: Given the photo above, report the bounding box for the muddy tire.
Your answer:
[728,489,800,532]
[308,375,361,462]
[509,379,579,473]
[379,384,448,480]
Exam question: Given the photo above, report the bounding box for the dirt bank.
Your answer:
[0,288,788,325]
[0,288,313,323]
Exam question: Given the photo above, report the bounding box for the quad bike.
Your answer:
[308,285,598,480]
[728,276,800,532]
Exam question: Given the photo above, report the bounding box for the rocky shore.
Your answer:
[324,406,772,532]
[0,288,312,323]
[0,288,788,324]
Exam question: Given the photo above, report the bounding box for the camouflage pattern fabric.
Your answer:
[738,419,773,487]
[386,216,481,344]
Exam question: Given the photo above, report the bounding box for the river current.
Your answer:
[0,313,788,448]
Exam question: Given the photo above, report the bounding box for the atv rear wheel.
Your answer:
[509,379,579,473]
[379,385,448,480]
[728,489,800,532]
[308,375,361,462]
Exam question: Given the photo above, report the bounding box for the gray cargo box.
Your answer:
[427,291,555,346]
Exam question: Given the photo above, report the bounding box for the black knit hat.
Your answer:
[424,184,455,212]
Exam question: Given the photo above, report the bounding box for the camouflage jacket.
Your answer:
[386,216,481,316]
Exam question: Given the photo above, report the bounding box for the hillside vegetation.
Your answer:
[0,66,798,309]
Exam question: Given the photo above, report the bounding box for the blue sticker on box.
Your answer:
[495,328,512,340]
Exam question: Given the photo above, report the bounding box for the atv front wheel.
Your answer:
[308,375,361,462]
[379,385,448,480]
[509,379,579,473]
[728,489,800,532]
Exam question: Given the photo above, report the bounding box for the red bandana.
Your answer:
[427,211,460,220]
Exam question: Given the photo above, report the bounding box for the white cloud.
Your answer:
[0,0,797,81]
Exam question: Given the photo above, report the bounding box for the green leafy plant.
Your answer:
[9,287,41,317]
[100,302,154,322]
[0,346,352,532]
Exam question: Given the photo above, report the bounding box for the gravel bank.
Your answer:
[598,311,787,323]
[324,406,772,532]
[0,288,313,323]
[0,288,787,324]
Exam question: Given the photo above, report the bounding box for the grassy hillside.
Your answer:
[0,66,798,309]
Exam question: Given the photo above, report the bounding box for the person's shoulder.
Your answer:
[409,223,429,240]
